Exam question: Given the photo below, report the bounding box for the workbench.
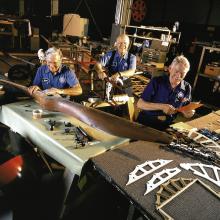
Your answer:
[91,140,220,220]
[83,96,135,121]
[0,99,129,217]
[0,99,129,175]
[171,110,220,133]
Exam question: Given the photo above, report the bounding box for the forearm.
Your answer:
[60,84,82,96]
[137,98,165,111]
[94,62,104,74]
[137,98,176,115]
[119,69,136,78]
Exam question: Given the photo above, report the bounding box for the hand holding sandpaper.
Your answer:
[176,102,203,113]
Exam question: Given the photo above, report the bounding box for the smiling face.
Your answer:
[46,54,62,74]
[168,56,190,88]
[116,35,130,56]
[169,63,188,88]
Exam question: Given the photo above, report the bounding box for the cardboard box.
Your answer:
[63,14,89,37]
[204,65,220,76]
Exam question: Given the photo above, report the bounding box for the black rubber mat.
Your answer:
[91,141,220,219]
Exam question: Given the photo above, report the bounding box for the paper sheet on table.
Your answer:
[170,122,194,132]
[177,102,203,113]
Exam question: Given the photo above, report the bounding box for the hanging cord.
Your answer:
[62,0,84,34]
[83,0,103,39]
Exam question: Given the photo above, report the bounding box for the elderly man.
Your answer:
[137,55,195,130]
[95,34,136,97]
[28,47,82,96]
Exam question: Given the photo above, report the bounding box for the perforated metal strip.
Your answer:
[180,163,220,187]
[126,159,172,185]
[144,167,181,195]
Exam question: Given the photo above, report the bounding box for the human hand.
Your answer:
[182,110,195,118]
[162,104,176,115]
[110,72,120,83]
[28,85,41,95]
[98,71,107,80]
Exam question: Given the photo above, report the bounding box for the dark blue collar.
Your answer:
[115,51,129,60]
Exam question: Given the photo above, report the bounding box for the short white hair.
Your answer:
[171,55,190,73]
[116,34,130,44]
[45,47,63,61]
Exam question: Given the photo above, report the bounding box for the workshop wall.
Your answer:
[0,0,219,44]
[60,0,117,40]
[0,0,19,15]
[129,0,220,67]
[130,0,220,26]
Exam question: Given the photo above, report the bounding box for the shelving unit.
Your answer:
[123,25,181,68]
[192,45,220,108]
[0,20,17,48]
[192,46,220,92]
[170,31,181,44]
[124,25,171,43]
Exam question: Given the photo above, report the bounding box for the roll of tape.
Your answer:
[32,109,43,119]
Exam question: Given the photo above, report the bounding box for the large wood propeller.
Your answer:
[0,79,172,144]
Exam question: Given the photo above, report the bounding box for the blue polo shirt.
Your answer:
[137,74,192,128]
[100,50,136,77]
[33,65,79,90]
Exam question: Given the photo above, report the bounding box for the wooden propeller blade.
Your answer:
[0,79,172,144]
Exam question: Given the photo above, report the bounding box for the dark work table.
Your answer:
[91,140,220,220]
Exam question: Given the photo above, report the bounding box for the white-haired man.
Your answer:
[95,34,136,97]
[28,47,82,96]
[137,55,195,130]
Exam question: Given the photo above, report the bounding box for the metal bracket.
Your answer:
[180,163,220,187]
[126,159,172,185]
[144,167,181,195]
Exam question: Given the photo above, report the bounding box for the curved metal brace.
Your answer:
[126,159,172,185]
[180,163,220,187]
[144,167,181,195]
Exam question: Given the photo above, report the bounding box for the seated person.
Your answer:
[94,34,136,97]
[28,47,82,97]
[136,55,195,130]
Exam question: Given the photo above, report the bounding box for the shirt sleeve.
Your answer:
[100,52,112,67]
[141,78,157,101]
[182,83,192,105]
[66,69,79,87]
[33,66,42,87]
[129,54,136,70]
